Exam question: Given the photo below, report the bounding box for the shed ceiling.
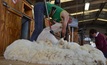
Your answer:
[29,0,107,28]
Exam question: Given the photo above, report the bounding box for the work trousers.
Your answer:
[103,52,107,58]
[30,2,45,41]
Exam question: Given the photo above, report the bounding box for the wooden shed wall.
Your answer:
[0,0,22,55]
[0,0,5,55]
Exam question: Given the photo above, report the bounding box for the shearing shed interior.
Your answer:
[0,0,107,65]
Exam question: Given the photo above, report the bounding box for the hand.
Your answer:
[61,29,66,38]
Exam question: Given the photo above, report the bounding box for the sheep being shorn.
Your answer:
[37,23,62,45]
[4,39,106,65]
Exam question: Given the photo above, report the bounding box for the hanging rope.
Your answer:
[76,0,78,19]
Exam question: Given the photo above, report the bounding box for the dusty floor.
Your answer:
[0,56,47,65]
[1,56,107,65]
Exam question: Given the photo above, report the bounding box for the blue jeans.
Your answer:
[30,2,45,41]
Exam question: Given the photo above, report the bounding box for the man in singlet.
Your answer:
[30,2,72,41]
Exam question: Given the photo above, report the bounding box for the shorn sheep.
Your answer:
[37,23,62,44]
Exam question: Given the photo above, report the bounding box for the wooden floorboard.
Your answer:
[0,56,47,65]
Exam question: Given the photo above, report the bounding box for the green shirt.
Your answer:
[46,3,64,22]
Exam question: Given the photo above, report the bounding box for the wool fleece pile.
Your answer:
[4,39,106,65]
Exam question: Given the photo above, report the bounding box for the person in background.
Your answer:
[89,29,107,58]
[104,33,107,39]
[30,2,72,41]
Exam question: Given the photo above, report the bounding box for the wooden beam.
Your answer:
[94,2,106,21]
[64,0,107,9]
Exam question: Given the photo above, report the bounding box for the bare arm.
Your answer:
[61,11,69,37]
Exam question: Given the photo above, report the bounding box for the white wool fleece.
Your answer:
[4,39,107,65]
